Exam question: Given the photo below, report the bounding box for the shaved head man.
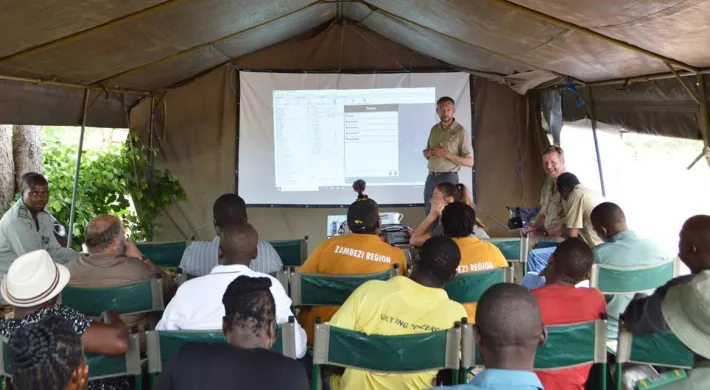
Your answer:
[678,215,710,273]
[218,223,259,266]
[590,202,627,242]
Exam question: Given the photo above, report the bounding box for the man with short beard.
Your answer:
[65,214,175,346]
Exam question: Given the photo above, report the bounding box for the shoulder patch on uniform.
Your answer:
[17,206,30,220]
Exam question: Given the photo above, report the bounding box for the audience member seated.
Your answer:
[530,238,606,390]
[657,269,710,389]
[7,316,89,390]
[0,173,80,280]
[298,197,406,344]
[65,215,176,343]
[410,183,489,247]
[440,283,547,389]
[326,236,467,390]
[179,194,283,276]
[523,145,566,238]
[521,241,593,291]
[157,223,307,358]
[623,215,710,334]
[590,202,667,339]
[155,276,309,390]
[440,201,507,322]
[0,250,130,390]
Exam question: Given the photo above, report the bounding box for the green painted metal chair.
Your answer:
[462,319,608,389]
[268,237,308,267]
[444,267,514,305]
[485,238,522,263]
[0,332,143,389]
[290,265,399,306]
[146,318,297,388]
[312,322,462,390]
[136,241,190,269]
[60,278,165,318]
[613,324,694,390]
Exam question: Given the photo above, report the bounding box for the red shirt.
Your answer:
[531,284,607,390]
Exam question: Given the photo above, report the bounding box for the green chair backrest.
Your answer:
[484,238,521,262]
[462,320,607,369]
[590,260,676,294]
[269,239,307,266]
[313,324,460,373]
[136,241,188,269]
[444,267,514,305]
[61,279,164,317]
[616,326,694,369]
[290,267,398,306]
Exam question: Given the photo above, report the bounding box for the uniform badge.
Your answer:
[41,236,50,245]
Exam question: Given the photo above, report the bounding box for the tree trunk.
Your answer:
[0,126,15,214]
[12,125,43,192]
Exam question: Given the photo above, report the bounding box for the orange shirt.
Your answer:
[298,234,406,345]
[452,236,509,322]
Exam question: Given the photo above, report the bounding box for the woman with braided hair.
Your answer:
[7,316,88,390]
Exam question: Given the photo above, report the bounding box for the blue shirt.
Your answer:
[438,369,543,389]
[593,230,667,338]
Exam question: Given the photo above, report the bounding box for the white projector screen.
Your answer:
[238,72,472,205]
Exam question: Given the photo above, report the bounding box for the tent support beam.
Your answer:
[67,89,91,249]
[549,68,710,90]
[149,96,156,180]
[361,0,583,85]
[588,87,606,196]
[0,74,150,96]
[697,74,710,164]
[666,63,700,105]
[492,0,699,74]
[0,0,188,65]
[92,0,325,87]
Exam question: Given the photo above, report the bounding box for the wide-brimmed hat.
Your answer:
[0,250,70,308]
[661,270,710,359]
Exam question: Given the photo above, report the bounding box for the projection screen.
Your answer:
[238,72,472,205]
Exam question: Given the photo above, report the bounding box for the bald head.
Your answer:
[85,215,124,254]
[590,202,628,240]
[679,215,710,273]
[219,223,259,266]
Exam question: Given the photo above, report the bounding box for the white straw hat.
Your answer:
[0,250,70,308]
[662,270,710,359]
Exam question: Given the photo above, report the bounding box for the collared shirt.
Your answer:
[540,177,565,231]
[156,264,306,358]
[440,369,544,389]
[178,236,283,276]
[425,120,473,173]
[564,185,605,247]
[623,274,694,335]
[329,276,467,390]
[0,199,80,275]
[593,230,668,338]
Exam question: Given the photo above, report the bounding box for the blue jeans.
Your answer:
[527,243,559,273]
[424,172,459,216]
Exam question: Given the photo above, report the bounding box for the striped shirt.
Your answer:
[179,236,283,276]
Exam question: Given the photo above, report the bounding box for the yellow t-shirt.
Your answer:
[453,236,509,322]
[298,234,407,345]
[328,276,467,390]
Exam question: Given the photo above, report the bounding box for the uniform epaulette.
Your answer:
[17,205,30,220]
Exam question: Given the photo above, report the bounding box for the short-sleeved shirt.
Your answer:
[452,236,508,322]
[298,234,406,344]
[179,236,283,276]
[0,304,129,390]
[564,185,605,247]
[593,230,667,338]
[328,276,467,390]
[0,200,80,275]
[540,177,565,231]
[531,285,606,390]
[442,368,544,389]
[425,120,473,173]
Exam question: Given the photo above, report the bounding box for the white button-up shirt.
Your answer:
[156,264,306,358]
[179,236,283,276]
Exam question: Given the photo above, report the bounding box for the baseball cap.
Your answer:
[661,270,710,359]
[347,198,380,233]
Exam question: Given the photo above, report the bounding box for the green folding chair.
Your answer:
[613,324,694,390]
[312,323,462,390]
[136,241,190,269]
[61,278,165,317]
[146,318,297,388]
[290,265,399,306]
[268,237,308,267]
[462,319,608,389]
[0,333,143,389]
[444,267,514,305]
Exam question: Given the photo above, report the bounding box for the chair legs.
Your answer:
[135,375,143,390]
[601,363,607,390]
[616,363,622,390]
[312,364,320,390]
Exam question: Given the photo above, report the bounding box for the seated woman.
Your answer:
[410,182,489,247]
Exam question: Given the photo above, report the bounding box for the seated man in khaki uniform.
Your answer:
[65,215,176,348]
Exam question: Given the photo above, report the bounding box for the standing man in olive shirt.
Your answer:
[423,97,474,215]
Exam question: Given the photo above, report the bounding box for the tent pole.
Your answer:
[149,96,155,180]
[666,63,700,105]
[697,74,710,167]
[67,89,91,249]
[588,87,606,196]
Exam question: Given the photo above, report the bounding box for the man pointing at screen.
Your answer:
[423,96,474,215]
